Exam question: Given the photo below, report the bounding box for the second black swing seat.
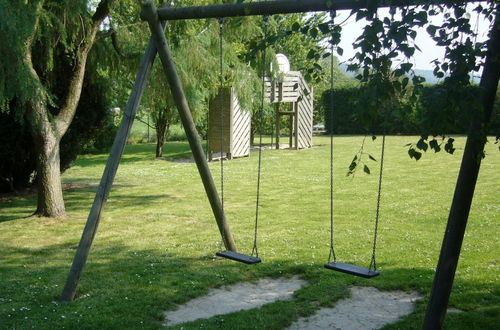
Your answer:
[216,250,261,264]
[324,262,379,278]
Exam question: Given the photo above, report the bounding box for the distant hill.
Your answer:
[339,64,480,85]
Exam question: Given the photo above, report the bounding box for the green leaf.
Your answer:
[363,165,371,174]
[426,25,438,36]
[445,138,455,154]
[318,23,330,34]
[355,10,367,22]
[309,27,318,39]
[307,49,316,60]
[348,160,357,172]
[400,63,413,72]
[408,148,422,161]
[416,138,428,152]
[429,139,441,152]
[402,77,409,89]
[292,22,300,32]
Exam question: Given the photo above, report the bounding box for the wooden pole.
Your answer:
[275,103,281,150]
[294,102,299,149]
[141,1,237,252]
[150,0,485,21]
[60,20,167,302]
[289,109,293,149]
[422,10,499,329]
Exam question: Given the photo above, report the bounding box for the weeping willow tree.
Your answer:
[0,0,114,217]
[142,14,263,157]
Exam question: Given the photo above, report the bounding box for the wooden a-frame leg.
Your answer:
[142,1,237,253]
[60,21,167,302]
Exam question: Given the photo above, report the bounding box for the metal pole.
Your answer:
[141,1,237,252]
[60,20,167,302]
[148,0,484,21]
[423,9,500,329]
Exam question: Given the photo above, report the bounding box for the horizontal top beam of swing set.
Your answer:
[145,0,483,21]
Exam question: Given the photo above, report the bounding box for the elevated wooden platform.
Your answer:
[264,72,313,150]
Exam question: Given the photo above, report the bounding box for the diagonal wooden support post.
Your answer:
[60,19,167,303]
[141,1,237,253]
[423,9,500,329]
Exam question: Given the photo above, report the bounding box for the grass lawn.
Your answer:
[0,136,498,329]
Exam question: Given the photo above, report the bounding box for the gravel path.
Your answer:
[163,278,421,329]
[163,276,306,326]
[288,286,422,330]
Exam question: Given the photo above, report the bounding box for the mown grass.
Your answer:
[0,136,498,329]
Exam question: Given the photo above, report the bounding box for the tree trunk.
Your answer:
[156,125,166,157]
[21,0,112,217]
[34,129,66,217]
[250,123,256,146]
[155,112,166,158]
[155,106,172,157]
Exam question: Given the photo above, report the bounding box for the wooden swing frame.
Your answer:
[60,1,499,329]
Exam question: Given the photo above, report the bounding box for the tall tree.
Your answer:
[0,0,114,217]
[140,14,262,156]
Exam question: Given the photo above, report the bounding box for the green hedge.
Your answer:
[323,84,499,136]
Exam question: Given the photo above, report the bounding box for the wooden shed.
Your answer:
[208,87,251,160]
[265,71,313,149]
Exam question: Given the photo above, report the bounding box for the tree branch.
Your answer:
[54,0,114,138]
[24,1,53,141]
[135,115,157,130]
[98,29,139,59]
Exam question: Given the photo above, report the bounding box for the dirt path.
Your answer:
[163,278,421,328]
[288,286,421,330]
[164,276,306,326]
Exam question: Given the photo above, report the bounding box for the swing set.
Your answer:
[60,1,498,329]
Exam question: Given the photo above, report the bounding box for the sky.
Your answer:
[333,6,492,70]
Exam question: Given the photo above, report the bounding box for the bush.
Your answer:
[323,84,499,136]
[0,73,115,193]
[60,75,116,167]
[0,109,36,192]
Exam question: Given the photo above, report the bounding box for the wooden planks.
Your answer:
[264,72,302,103]
[231,89,251,158]
[208,87,251,160]
[208,88,232,158]
[268,71,313,150]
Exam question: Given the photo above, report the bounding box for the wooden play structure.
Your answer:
[207,87,251,160]
[265,70,313,149]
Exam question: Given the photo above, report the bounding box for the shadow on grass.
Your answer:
[0,183,152,223]
[74,142,197,167]
[1,242,497,329]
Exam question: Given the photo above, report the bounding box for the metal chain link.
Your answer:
[217,17,227,249]
[369,134,385,271]
[252,15,269,258]
[328,11,337,264]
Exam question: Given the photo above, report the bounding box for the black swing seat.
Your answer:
[216,250,261,264]
[324,262,379,278]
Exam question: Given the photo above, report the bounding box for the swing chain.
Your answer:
[369,134,385,271]
[218,17,225,212]
[217,17,227,249]
[327,10,337,264]
[252,15,269,258]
